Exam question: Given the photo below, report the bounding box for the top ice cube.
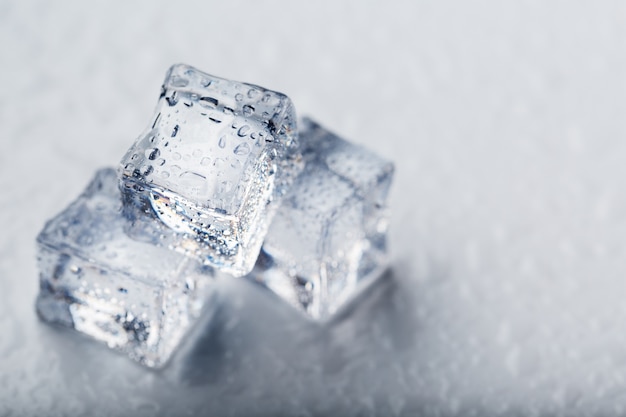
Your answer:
[119,64,300,276]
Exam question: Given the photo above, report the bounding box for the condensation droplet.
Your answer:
[218,136,227,148]
[199,96,218,108]
[192,149,203,158]
[147,148,160,160]
[247,88,259,99]
[157,158,166,166]
[166,91,178,106]
[235,93,243,102]
[141,165,154,176]
[172,125,180,137]
[233,143,250,156]
[171,165,181,173]
[161,171,170,179]
[237,125,250,137]
[243,105,255,116]
[173,153,181,161]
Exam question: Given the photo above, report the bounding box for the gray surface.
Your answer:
[2,1,626,416]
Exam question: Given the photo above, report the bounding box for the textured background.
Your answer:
[2,1,626,416]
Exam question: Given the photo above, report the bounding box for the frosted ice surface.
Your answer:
[250,118,394,320]
[36,168,216,367]
[119,64,301,277]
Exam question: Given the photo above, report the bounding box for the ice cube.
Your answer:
[36,168,216,367]
[249,118,395,320]
[119,64,301,277]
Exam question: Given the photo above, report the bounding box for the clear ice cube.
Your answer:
[36,168,216,367]
[119,64,301,277]
[249,118,394,320]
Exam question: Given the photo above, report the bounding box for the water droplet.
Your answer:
[235,93,244,102]
[171,125,180,137]
[243,105,255,116]
[192,149,203,158]
[218,136,227,148]
[200,157,211,166]
[156,158,166,166]
[173,153,181,161]
[118,287,128,294]
[147,148,160,160]
[69,265,81,274]
[141,165,154,176]
[233,143,250,156]
[223,107,234,115]
[131,153,138,160]
[247,88,259,99]
[213,158,225,168]
[199,96,218,108]
[161,171,170,179]
[165,91,178,106]
[237,125,250,137]
[171,165,182,173]
[262,93,271,103]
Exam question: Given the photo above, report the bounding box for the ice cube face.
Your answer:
[250,118,394,320]
[119,64,300,277]
[36,168,216,367]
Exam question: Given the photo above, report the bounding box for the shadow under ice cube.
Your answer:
[36,168,215,367]
[250,118,394,320]
[119,64,300,277]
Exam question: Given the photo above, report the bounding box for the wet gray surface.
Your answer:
[3,1,626,416]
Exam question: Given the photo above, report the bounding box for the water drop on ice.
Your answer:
[147,148,160,160]
[243,105,255,116]
[237,125,250,137]
[233,143,250,156]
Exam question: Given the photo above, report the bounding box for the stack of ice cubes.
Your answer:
[36,64,394,367]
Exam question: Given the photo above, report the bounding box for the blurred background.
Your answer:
[2,1,626,416]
